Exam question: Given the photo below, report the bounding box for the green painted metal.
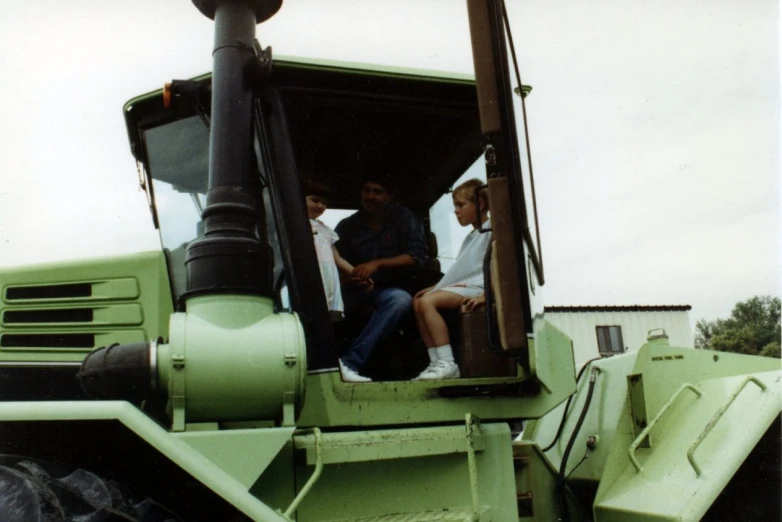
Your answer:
[1,303,144,328]
[685,375,767,477]
[627,383,702,472]
[174,426,295,488]
[524,340,781,481]
[315,507,491,522]
[524,337,781,521]
[291,423,518,522]
[513,441,591,522]
[528,315,575,394]
[0,251,173,361]
[594,370,779,521]
[0,400,288,521]
[294,425,486,466]
[156,294,306,429]
[123,56,531,118]
[298,317,576,428]
[465,414,481,519]
[285,428,324,520]
[626,373,649,445]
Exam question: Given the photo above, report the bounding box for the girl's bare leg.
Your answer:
[416,291,464,347]
[413,298,434,348]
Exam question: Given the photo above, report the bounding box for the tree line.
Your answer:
[695,295,780,358]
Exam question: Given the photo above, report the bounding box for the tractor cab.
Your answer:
[111,0,575,431]
[126,58,530,379]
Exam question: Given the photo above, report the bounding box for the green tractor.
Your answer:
[0,1,778,520]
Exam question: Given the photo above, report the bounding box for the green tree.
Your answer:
[695,296,781,358]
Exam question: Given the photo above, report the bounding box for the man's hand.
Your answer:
[352,260,382,279]
[356,277,375,292]
[345,275,375,292]
[462,294,486,313]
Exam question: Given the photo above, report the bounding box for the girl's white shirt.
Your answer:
[429,218,491,298]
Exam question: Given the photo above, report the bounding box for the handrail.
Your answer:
[465,413,481,521]
[284,428,323,519]
[628,383,702,472]
[687,376,767,477]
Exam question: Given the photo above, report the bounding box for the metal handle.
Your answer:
[465,413,481,521]
[687,376,767,477]
[284,428,323,519]
[628,383,702,472]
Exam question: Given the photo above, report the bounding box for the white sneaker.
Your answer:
[414,360,460,380]
[412,361,440,381]
[338,359,372,383]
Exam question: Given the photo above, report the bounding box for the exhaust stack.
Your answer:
[80,0,307,430]
[184,0,282,300]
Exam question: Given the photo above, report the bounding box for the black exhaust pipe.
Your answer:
[184,0,282,300]
[79,0,285,400]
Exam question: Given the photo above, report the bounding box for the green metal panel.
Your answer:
[292,422,518,522]
[525,342,781,482]
[1,303,144,328]
[175,427,295,488]
[157,294,307,428]
[523,352,638,483]
[252,440,298,518]
[298,318,577,428]
[0,329,147,355]
[294,425,487,465]
[529,315,576,394]
[3,277,141,302]
[0,400,287,521]
[594,370,780,521]
[524,337,781,521]
[514,441,591,522]
[314,507,491,521]
[0,251,173,362]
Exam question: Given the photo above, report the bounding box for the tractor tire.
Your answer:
[0,455,181,522]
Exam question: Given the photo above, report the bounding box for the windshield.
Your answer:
[143,117,208,300]
[144,116,207,248]
[143,114,287,304]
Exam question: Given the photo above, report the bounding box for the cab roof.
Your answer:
[124,57,487,211]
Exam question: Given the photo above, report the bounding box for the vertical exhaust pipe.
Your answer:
[80,2,308,428]
[184,0,282,300]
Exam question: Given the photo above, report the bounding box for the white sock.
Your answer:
[427,348,439,363]
[434,344,454,362]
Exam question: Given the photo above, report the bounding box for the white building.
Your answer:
[544,305,693,368]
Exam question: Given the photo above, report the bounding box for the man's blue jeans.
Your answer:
[341,287,412,372]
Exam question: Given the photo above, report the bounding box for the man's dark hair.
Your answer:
[360,174,395,195]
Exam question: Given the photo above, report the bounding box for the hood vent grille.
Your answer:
[1,277,145,352]
[4,309,94,324]
[5,283,92,300]
[1,334,95,349]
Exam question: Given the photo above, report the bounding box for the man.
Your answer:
[334,176,430,382]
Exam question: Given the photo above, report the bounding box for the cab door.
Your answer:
[466,0,544,352]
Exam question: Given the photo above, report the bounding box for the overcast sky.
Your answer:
[0,0,779,324]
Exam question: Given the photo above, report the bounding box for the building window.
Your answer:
[596,326,624,354]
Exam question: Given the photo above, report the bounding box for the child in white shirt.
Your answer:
[412,179,490,380]
[306,193,369,314]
